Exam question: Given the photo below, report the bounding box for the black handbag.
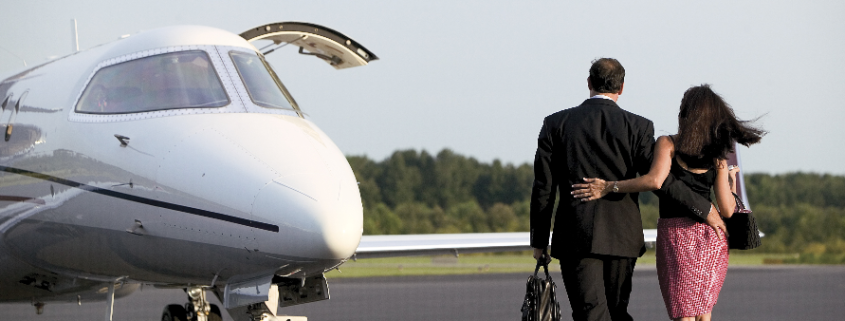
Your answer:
[521,252,561,321]
[725,192,762,250]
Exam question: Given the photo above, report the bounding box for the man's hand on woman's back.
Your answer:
[706,205,728,239]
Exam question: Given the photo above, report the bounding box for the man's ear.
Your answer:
[587,77,593,91]
[617,82,624,95]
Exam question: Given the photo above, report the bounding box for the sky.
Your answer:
[1,0,843,174]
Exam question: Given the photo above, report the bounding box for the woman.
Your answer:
[571,84,764,321]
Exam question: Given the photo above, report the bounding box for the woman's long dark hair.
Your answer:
[674,84,765,168]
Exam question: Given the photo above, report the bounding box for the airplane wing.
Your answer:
[354,232,532,259]
[354,230,658,259]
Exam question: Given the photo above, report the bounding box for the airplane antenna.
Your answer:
[71,19,79,53]
[0,45,26,67]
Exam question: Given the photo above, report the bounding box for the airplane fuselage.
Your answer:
[0,25,363,305]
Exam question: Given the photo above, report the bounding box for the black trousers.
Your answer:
[559,254,637,321]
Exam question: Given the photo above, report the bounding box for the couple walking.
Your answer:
[529,58,764,321]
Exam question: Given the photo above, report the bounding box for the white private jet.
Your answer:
[0,22,540,321]
[1,20,753,321]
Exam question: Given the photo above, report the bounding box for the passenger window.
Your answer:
[76,50,229,114]
[229,51,297,111]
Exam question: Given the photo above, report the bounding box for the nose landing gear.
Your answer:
[162,304,188,321]
[161,287,222,321]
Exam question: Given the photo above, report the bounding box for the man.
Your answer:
[529,58,722,321]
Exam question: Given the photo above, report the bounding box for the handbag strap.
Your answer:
[732,192,747,210]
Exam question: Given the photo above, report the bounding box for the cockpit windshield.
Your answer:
[76,50,229,114]
[229,51,299,113]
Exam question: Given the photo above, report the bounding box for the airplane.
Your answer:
[0,20,751,321]
[0,21,539,321]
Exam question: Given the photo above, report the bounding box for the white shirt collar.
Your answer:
[590,94,614,101]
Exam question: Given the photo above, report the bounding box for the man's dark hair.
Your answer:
[589,58,625,93]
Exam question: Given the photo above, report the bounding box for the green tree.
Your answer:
[640,204,659,229]
[474,159,506,208]
[394,202,435,234]
[511,200,531,231]
[448,201,489,232]
[347,155,383,206]
[487,203,519,232]
[378,151,422,207]
[754,204,845,255]
[505,163,535,204]
[435,149,482,208]
[429,205,463,233]
[746,173,845,208]
[415,150,439,207]
[350,149,845,260]
[363,203,403,235]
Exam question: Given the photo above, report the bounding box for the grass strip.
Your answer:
[326,252,806,279]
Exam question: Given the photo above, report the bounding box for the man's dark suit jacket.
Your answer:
[529,98,711,258]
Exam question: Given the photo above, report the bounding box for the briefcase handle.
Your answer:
[534,249,552,279]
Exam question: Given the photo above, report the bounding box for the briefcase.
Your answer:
[520,253,561,321]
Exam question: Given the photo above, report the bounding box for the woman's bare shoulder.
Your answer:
[655,135,675,152]
[657,135,675,143]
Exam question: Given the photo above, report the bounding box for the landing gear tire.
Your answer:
[162,304,189,321]
[208,304,222,321]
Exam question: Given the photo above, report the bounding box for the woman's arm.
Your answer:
[572,135,675,201]
[728,165,740,194]
[714,159,736,218]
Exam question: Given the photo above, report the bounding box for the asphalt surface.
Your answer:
[1,265,843,321]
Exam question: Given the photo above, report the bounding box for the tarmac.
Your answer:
[1,265,843,321]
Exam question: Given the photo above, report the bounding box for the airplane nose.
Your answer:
[156,114,363,260]
[252,171,362,259]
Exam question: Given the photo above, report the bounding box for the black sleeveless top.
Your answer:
[658,157,716,219]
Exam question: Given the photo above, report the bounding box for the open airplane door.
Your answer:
[727,142,750,210]
[240,22,378,70]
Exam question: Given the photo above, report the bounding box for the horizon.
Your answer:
[344,147,841,176]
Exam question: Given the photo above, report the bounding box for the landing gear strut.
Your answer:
[186,287,211,321]
[161,287,221,321]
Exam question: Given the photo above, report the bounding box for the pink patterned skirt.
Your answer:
[656,217,729,319]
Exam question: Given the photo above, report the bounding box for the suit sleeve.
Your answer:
[633,121,656,177]
[530,118,558,249]
[654,175,712,222]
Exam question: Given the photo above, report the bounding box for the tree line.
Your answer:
[349,149,845,262]
[348,149,533,235]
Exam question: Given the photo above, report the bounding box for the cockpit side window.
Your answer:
[76,50,229,114]
[229,51,299,113]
